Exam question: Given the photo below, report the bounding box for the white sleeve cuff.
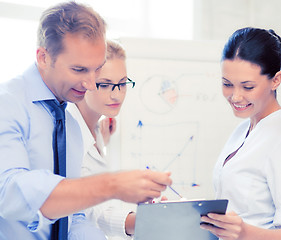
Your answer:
[96,206,134,239]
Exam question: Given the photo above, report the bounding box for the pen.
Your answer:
[109,118,113,132]
[146,166,183,199]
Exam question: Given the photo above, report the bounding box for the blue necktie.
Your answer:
[44,100,68,240]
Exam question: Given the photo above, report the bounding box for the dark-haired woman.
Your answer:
[201,27,281,239]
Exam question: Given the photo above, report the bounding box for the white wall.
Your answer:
[194,0,281,41]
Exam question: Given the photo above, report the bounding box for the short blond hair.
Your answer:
[37,1,106,60]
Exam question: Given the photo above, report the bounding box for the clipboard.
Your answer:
[134,199,228,240]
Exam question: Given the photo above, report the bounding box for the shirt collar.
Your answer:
[24,63,58,103]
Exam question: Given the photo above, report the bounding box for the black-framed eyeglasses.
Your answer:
[96,77,135,92]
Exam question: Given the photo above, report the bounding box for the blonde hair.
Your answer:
[106,39,126,61]
[37,1,106,60]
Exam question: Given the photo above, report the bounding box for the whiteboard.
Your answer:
[108,38,243,200]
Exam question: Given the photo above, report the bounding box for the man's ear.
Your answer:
[272,71,281,91]
[36,47,50,69]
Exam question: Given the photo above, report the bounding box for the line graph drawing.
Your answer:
[123,119,200,199]
[162,135,194,171]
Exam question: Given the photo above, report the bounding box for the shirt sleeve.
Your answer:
[27,210,56,232]
[68,212,107,240]
[266,141,281,227]
[0,89,64,228]
[0,168,63,227]
[85,201,135,239]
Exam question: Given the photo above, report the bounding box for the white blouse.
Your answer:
[68,103,132,239]
[213,109,281,229]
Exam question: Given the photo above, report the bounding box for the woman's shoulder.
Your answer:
[256,109,281,133]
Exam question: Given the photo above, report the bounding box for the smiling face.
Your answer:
[222,59,280,125]
[83,57,127,118]
[37,33,106,103]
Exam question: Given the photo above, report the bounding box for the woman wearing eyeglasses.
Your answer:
[68,39,136,239]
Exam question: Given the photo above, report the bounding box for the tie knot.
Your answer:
[43,100,66,121]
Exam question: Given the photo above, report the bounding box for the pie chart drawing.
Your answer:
[139,75,178,114]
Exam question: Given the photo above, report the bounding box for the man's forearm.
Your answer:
[40,169,172,220]
[40,173,115,219]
